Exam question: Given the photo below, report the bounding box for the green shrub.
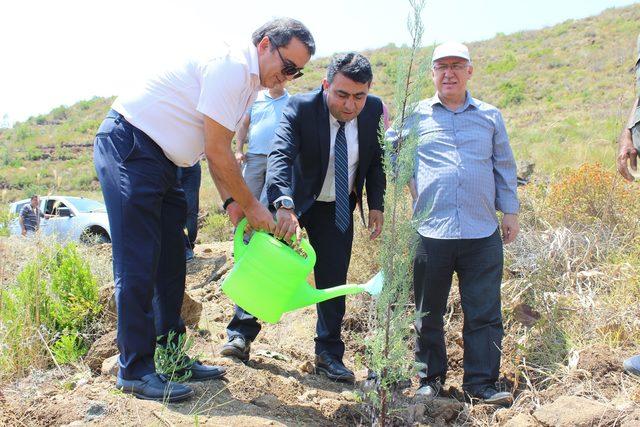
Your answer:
[200,212,231,241]
[51,105,68,122]
[0,244,101,378]
[498,80,525,107]
[52,333,87,364]
[486,51,518,74]
[50,244,101,331]
[15,124,34,142]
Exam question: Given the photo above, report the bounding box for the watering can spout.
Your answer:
[282,282,377,312]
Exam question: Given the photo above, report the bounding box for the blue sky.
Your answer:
[0,0,637,126]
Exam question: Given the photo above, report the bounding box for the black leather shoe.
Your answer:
[116,373,194,402]
[315,351,355,383]
[469,386,513,406]
[180,360,226,381]
[220,335,251,361]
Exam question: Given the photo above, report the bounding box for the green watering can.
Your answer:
[221,218,384,324]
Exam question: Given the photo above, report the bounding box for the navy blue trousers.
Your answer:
[226,197,356,361]
[177,163,201,249]
[94,110,187,380]
[413,229,504,394]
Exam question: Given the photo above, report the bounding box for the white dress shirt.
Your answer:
[317,113,359,202]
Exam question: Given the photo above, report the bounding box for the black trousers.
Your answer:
[227,196,356,361]
[94,110,187,380]
[413,229,504,394]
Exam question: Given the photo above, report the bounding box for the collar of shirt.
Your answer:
[328,111,357,130]
[429,90,479,113]
[245,43,263,89]
[263,89,289,101]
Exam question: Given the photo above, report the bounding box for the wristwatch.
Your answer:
[274,198,295,211]
[222,197,235,210]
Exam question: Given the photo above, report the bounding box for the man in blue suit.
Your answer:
[221,53,385,383]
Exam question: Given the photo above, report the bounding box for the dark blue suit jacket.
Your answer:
[266,87,386,220]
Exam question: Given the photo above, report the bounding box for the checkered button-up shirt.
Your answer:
[387,91,519,239]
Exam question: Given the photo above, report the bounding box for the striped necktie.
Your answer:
[334,121,349,233]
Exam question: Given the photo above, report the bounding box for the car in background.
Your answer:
[8,196,111,243]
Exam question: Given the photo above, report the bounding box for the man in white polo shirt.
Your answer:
[93,18,315,402]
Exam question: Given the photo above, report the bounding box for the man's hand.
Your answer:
[244,199,276,234]
[274,208,301,242]
[617,128,638,182]
[234,151,246,165]
[368,209,384,240]
[225,201,245,226]
[501,213,519,244]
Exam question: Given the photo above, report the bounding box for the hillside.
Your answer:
[2,5,640,426]
[0,4,639,204]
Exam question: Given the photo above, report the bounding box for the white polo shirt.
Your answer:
[112,43,263,167]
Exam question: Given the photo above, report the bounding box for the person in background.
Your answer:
[615,33,640,377]
[19,195,51,236]
[235,82,290,204]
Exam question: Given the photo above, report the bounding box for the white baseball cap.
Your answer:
[432,41,471,63]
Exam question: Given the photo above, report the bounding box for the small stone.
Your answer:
[251,393,280,409]
[428,398,465,423]
[101,354,119,377]
[85,402,107,422]
[407,403,426,424]
[204,248,213,253]
[297,389,318,402]
[340,390,356,401]
[503,413,538,427]
[181,292,202,327]
[298,361,315,374]
[512,303,541,327]
[85,330,118,373]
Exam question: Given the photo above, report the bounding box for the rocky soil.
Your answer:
[1,242,639,426]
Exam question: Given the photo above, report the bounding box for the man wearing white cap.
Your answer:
[387,41,519,405]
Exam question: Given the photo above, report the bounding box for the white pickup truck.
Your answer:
[8,196,111,243]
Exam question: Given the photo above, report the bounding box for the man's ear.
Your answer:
[467,65,474,79]
[257,36,270,55]
[322,78,329,90]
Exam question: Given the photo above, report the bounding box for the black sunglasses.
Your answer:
[269,37,304,79]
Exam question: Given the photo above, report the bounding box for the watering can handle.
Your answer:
[233,218,249,260]
[234,218,316,268]
[299,236,316,271]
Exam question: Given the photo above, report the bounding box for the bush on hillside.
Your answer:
[0,243,101,377]
[546,163,640,228]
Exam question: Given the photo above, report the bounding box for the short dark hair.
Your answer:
[252,18,316,56]
[30,195,38,200]
[326,52,373,85]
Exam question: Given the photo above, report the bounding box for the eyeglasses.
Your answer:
[269,37,304,79]
[432,63,469,72]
